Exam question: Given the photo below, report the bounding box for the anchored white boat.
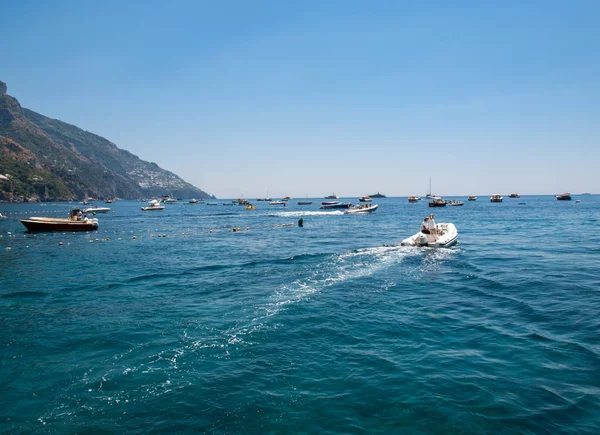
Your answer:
[344,204,378,214]
[401,223,458,248]
[141,200,165,211]
[83,206,111,214]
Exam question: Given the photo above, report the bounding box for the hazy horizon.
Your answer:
[2,1,598,198]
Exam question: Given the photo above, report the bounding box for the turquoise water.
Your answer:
[1,196,599,433]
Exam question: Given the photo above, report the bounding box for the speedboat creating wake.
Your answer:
[400,223,458,248]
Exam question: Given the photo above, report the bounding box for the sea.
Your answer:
[1,196,599,434]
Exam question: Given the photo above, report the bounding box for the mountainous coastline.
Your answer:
[0,80,213,202]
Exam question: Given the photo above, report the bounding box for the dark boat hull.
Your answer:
[320,202,352,209]
[20,220,98,232]
[428,202,447,207]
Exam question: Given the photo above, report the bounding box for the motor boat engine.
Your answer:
[417,234,428,246]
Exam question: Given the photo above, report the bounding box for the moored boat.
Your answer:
[141,200,165,211]
[468,196,477,201]
[20,209,99,232]
[83,206,111,214]
[269,201,287,205]
[359,196,372,202]
[428,197,447,207]
[189,198,199,204]
[401,223,458,248]
[556,193,572,200]
[509,193,520,198]
[344,204,378,214]
[297,201,313,205]
[324,193,338,199]
[320,202,352,209]
[408,196,419,202]
[447,200,464,206]
[490,194,503,202]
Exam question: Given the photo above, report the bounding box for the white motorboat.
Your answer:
[401,223,458,248]
[447,200,464,206]
[0,212,7,219]
[344,204,378,214]
[269,201,287,205]
[490,194,503,202]
[83,206,111,214]
[141,200,165,211]
[162,197,177,204]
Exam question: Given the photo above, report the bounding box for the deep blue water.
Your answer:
[1,196,599,433]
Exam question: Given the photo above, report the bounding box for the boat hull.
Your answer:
[428,202,447,207]
[320,202,352,209]
[141,206,165,211]
[20,219,98,232]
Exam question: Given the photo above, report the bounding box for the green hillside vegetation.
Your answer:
[0,80,212,201]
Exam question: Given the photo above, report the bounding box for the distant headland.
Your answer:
[0,80,214,202]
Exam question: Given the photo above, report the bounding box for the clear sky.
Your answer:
[1,0,599,197]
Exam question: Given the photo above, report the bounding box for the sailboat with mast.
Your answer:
[426,177,433,199]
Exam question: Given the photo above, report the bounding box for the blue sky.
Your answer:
[2,0,599,197]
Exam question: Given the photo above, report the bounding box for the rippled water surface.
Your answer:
[1,196,599,433]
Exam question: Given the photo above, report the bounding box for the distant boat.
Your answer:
[297,201,312,205]
[83,206,110,214]
[246,204,256,210]
[104,199,114,203]
[162,197,177,204]
[324,193,338,199]
[207,202,217,206]
[426,177,433,199]
[269,201,286,205]
[509,193,520,198]
[141,200,165,211]
[283,196,292,201]
[322,201,340,206]
[468,196,477,201]
[344,204,378,214]
[408,196,419,203]
[189,198,198,204]
[320,202,352,209]
[447,200,464,206]
[490,194,503,202]
[556,193,572,200]
[429,197,447,207]
[370,192,386,198]
[359,196,372,202]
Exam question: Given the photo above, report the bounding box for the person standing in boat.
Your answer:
[421,217,430,234]
[428,214,437,237]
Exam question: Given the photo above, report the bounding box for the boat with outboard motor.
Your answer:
[344,204,378,214]
[141,200,165,211]
[490,194,503,202]
[408,196,420,202]
[468,196,477,201]
[20,208,99,232]
[320,202,352,209]
[447,200,464,206]
[401,223,458,248]
[83,206,111,214]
